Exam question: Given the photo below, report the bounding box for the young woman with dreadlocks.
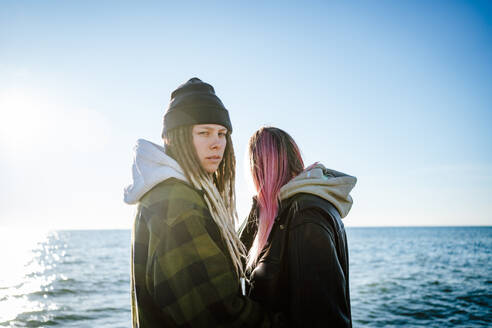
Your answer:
[240,127,357,327]
[124,78,280,327]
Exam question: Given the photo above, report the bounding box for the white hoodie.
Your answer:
[123,139,188,205]
[279,163,357,218]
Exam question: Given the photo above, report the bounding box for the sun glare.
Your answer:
[0,88,44,151]
[0,86,112,158]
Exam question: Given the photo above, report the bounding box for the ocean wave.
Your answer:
[30,288,77,297]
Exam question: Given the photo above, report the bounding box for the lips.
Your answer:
[206,156,221,161]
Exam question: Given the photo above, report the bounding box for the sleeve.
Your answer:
[288,209,351,328]
[146,197,276,327]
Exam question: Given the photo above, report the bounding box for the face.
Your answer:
[192,124,228,173]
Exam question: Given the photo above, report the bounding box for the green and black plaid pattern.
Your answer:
[131,178,272,327]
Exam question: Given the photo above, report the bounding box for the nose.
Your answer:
[210,134,220,149]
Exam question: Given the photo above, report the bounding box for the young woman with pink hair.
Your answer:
[240,126,357,327]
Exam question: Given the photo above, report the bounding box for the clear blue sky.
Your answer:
[1,0,491,229]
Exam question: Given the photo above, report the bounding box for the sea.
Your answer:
[0,227,490,327]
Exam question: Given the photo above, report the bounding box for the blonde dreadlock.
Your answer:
[163,126,246,278]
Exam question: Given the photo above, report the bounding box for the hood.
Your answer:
[123,139,187,204]
[278,163,357,218]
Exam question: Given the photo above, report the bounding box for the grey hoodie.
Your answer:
[279,163,357,218]
[123,139,187,205]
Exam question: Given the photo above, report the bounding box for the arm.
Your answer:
[288,209,351,328]
[145,186,274,327]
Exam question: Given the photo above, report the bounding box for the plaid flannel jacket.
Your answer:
[131,178,272,327]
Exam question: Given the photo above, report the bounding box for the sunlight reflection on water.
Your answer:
[0,229,131,327]
[0,228,59,323]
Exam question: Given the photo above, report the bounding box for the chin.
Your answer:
[204,165,219,174]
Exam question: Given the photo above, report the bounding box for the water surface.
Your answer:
[1,227,490,327]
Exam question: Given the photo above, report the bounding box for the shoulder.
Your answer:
[140,178,203,205]
[283,193,342,234]
[139,178,209,228]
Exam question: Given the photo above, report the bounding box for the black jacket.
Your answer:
[241,193,352,327]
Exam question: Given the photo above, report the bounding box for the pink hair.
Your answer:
[247,127,304,269]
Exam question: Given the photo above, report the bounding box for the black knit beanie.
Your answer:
[162,78,232,136]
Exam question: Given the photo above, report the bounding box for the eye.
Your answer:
[218,132,227,137]
[198,131,209,136]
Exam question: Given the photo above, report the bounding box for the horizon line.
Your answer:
[15,225,492,232]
